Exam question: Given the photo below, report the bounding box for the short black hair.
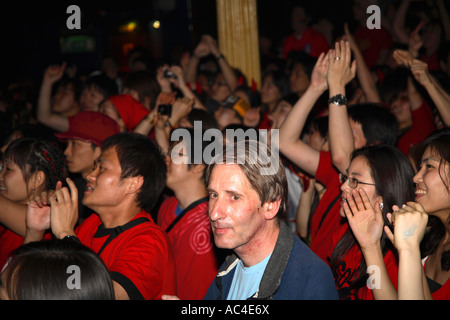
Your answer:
[84,74,118,99]
[348,103,398,146]
[101,132,166,213]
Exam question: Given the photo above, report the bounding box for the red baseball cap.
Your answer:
[108,94,150,131]
[55,111,120,146]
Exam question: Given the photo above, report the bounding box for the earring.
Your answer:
[379,202,384,210]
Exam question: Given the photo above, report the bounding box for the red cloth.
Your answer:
[283,28,330,59]
[0,226,24,269]
[396,100,435,156]
[75,210,176,300]
[329,224,399,300]
[309,151,345,265]
[57,111,120,146]
[420,52,440,71]
[258,109,272,130]
[157,196,218,300]
[354,25,393,69]
[108,94,149,131]
[423,258,450,300]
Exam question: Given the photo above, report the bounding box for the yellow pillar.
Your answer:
[216,0,261,89]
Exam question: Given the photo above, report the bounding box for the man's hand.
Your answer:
[43,62,67,84]
[50,178,79,239]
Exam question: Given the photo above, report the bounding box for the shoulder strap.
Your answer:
[165,197,209,233]
[317,193,341,232]
[97,217,150,256]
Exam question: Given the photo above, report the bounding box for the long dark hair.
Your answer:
[330,145,415,296]
[412,128,450,267]
[4,137,65,192]
[2,239,115,300]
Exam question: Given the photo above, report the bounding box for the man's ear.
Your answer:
[262,197,282,220]
[128,175,144,194]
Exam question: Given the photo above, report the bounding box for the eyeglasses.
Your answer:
[339,173,376,189]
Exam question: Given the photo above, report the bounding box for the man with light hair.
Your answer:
[165,140,337,300]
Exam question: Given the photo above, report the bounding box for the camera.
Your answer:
[163,68,178,79]
[158,104,172,117]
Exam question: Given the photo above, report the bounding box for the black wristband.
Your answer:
[63,235,80,242]
[328,94,347,106]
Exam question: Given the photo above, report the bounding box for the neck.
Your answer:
[96,201,142,228]
[236,222,280,267]
[174,183,208,210]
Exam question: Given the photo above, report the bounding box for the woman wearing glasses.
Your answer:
[328,144,415,299]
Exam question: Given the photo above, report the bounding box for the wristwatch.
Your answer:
[63,235,80,242]
[328,94,348,106]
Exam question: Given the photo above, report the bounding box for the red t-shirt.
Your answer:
[283,28,330,59]
[75,210,176,300]
[0,226,24,269]
[157,196,218,300]
[309,151,345,265]
[329,224,399,300]
[354,25,393,69]
[396,100,435,156]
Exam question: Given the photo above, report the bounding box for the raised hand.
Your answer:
[384,202,428,253]
[342,188,384,250]
[327,41,357,92]
[310,51,330,92]
[25,181,63,243]
[49,177,79,239]
[43,62,67,84]
[393,49,414,68]
[410,59,432,87]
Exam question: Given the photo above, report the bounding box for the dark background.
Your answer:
[0,0,362,90]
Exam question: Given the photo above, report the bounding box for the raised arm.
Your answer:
[392,0,412,45]
[327,41,357,174]
[385,202,430,300]
[184,40,211,88]
[279,51,330,177]
[168,65,207,111]
[37,63,70,132]
[344,23,381,103]
[410,58,450,126]
[203,35,238,92]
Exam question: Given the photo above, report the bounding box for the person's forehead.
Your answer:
[99,146,118,163]
[210,164,248,187]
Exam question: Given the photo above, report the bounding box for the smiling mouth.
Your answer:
[415,189,426,198]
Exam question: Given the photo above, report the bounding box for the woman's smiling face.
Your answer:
[413,146,450,220]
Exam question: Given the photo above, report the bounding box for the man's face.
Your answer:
[64,140,101,179]
[82,146,130,211]
[165,141,194,191]
[52,83,77,113]
[80,86,104,112]
[289,64,310,95]
[207,164,268,255]
[349,118,367,150]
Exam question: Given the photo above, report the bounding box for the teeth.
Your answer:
[415,190,426,195]
[86,186,94,191]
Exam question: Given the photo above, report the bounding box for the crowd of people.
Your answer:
[0,0,449,300]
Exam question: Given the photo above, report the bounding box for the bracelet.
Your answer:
[144,114,154,124]
[165,120,175,130]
